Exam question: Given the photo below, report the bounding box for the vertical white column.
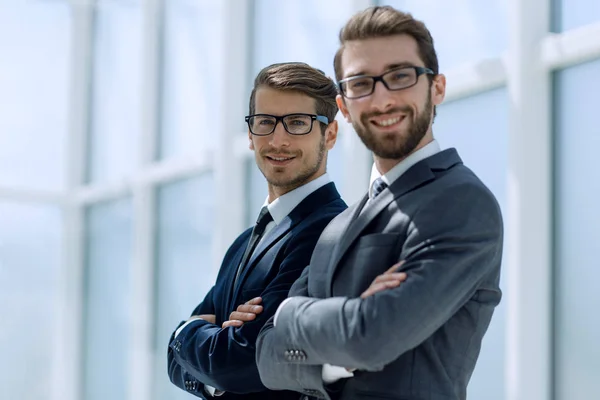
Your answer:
[53,1,94,400]
[128,0,162,398]
[212,0,251,274]
[506,0,552,399]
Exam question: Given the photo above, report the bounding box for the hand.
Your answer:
[222,297,263,328]
[194,314,216,324]
[360,261,407,299]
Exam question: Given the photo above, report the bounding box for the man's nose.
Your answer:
[369,80,396,113]
[268,121,290,148]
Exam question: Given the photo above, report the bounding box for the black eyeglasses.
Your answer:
[337,66,434,99]
[245,113,329,136]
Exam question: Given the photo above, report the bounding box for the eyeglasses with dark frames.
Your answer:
[337,66,435,99]
[245,113,329,136]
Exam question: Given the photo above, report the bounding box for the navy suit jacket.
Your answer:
[168,182,347,399]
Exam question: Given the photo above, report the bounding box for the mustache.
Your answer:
[362,106,412,120]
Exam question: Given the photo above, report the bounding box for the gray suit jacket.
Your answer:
[255,149,504,400]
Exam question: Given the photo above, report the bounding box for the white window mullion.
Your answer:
[506,0,552,399]
[127,0,162,398]
[53,2,94,400]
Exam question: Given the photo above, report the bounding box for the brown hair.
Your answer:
[333,6,439,82]
[249,62,338,132]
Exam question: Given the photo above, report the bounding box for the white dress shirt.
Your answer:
[176,173,332,397]
[276,140,442,385]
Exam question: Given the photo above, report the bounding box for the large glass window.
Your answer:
[87,1,142,183]
[554,0,600,31]
[0,1,70,191]
[153,174,216,400]
[0,202,62,399]
[83,198,133,400]
[159,0,225,159]
[380,0,508,70]
[554,58,600,400]
[435,88,508,400]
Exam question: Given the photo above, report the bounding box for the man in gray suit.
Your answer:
[255,6,504,400]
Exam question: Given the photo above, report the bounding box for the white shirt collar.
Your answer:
[368,140,441,199]
[260,173,332,225]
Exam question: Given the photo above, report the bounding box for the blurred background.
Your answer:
[1,0,599,399]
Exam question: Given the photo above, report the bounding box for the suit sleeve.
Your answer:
[267,183,504,372]
[167,285,217,398]
[168,219,336,394]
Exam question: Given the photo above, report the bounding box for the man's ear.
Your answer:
[431,74,446,106]
[336,94,351,123]
[324,120,338,150]
[248,130,254,151]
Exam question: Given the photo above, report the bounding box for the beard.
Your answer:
[259,133,326,191]
[353,93,433,160]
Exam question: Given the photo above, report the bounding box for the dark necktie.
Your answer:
[233,206,273,288]
[371,177,388,199]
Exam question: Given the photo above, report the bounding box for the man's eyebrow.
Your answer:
[344,62,419,79]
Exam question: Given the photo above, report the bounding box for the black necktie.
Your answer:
[371,177,388,199]
[233,206,273,288]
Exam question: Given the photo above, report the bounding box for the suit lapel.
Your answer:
[231,182,342,302]
[325,150,462,295]
[231,217,293,301]
[322,196,367,297]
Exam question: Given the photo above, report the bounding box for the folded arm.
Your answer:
[268,183,503,372]
[169,224,335,393]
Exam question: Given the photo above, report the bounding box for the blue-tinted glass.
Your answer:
[252,0,355,78]
[554,58,600,400]
[87,1,142,183]
[83,198,133,400]
[251,0,352,193]
[381,0,508,70]
[0,202,62,399]
[0,1,70,190]
[159,0,224,159]
[153,173,216,400]
[435,88,508,400]
[555,0,600,31]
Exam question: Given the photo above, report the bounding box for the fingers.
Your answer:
[245,297,262,305]
[360,280,401,299]
[236,304,263,314]
[222,320,243,328]
[229,310,260,322]
[373,272,407,284]
[384,260,405,274]
[360,271,408,299]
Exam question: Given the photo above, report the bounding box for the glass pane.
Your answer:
[435,88,508,400]
[0,1,70,190]
[252,0,355,78]
[554,59,600,400]
[0,202,62,399]
[159,0,225,159]
[380,0,508,70]
[555,0,600,31]
[153,173,215,400]
[87,1,142,183]
[83,198,133,400]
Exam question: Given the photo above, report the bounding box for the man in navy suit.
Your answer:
[167,62,347,399]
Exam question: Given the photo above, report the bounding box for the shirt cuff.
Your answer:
[204,384,225,397]
[322,364,354,384]
[174,316,205,338]
[273,297,294,327]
